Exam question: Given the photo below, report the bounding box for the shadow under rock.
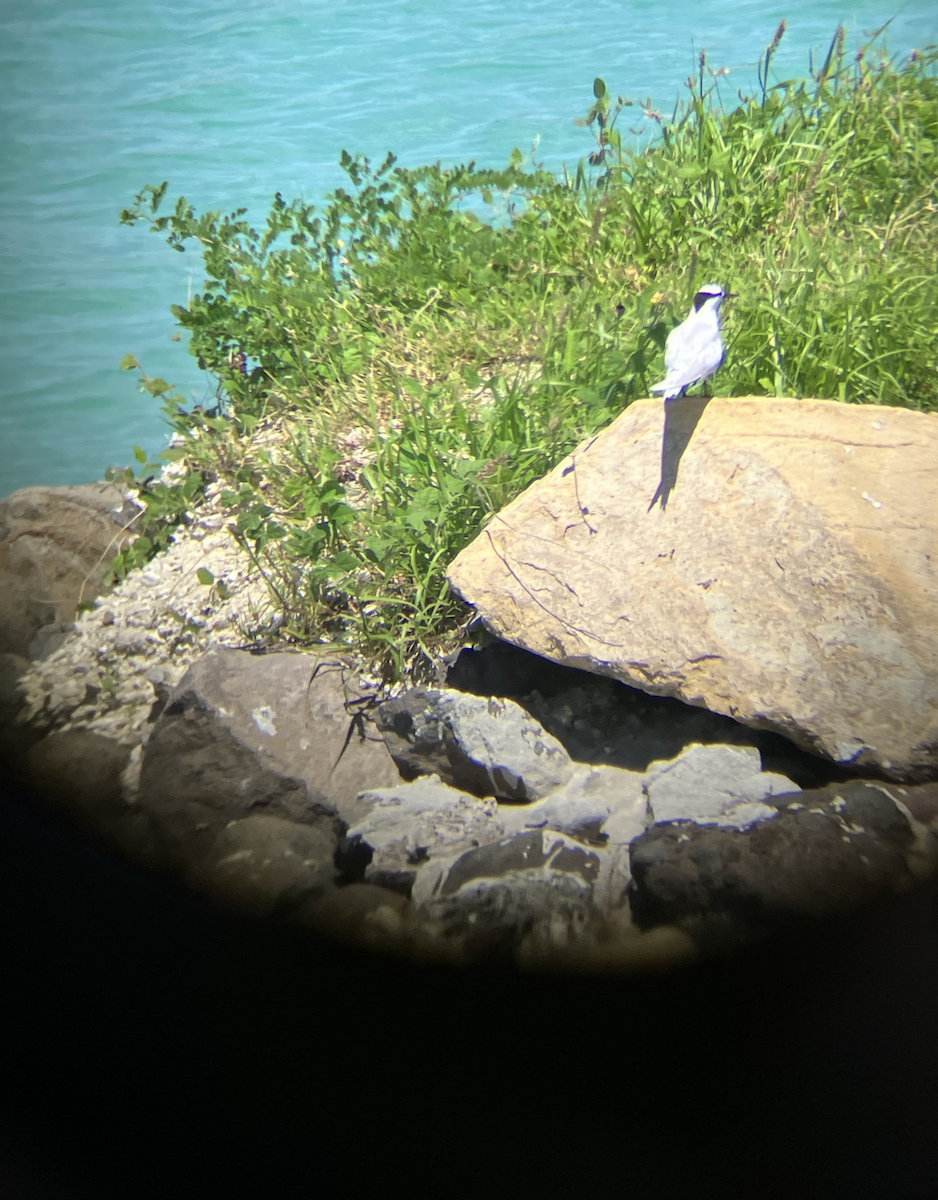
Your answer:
[446,637,855,790]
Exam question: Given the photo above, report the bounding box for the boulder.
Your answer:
[447,398,938,780]
[376,688,576,800]
[888,781,938,829]
[0,483,141,657]
[137,647,399,866]
[629,781,935,950]
[412,828,603,955]
[408,825,680,968]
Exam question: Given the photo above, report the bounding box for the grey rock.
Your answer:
[433,828,602,896]
[345,774,504,895]
[377,687,575,801]
[499,763,647,843]
[191,814,337,917]
[882,781,938,830]
[137,647,399,867]
[412,829,604,956]
[592,841,635,917]
[645,743,798,829]
[413,821,637,919]
[446,638,850,789]
[629,781,928,950]
[0,482,141,656]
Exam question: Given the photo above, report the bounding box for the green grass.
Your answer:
[117,24,938,679]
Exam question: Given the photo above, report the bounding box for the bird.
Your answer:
[650,284,734,400]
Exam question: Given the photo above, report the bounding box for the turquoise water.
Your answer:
[1,1,935,497]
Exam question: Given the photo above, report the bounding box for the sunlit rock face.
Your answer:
[448,397,938,782]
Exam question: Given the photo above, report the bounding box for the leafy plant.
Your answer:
[103,356,208,582]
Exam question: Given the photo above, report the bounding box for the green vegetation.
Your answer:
[117,24,938,679]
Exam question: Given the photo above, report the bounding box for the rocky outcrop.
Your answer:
[445,638,848,787]
[5,402,938,974]
[447,398,938,780]
[8,626,938,971]
[0,483,141,657]
[643,743,796,828]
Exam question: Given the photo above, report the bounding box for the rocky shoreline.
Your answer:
[2,396,937,973]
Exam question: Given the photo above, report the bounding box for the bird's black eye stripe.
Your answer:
[693,291,719,312]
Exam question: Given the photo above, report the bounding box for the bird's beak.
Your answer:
[725,292,738,299]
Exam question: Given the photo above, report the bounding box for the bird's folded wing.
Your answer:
[663,325,723,389]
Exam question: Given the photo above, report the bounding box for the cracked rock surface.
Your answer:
[343,775,504,894]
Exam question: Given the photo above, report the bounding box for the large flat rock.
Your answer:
[447,398,938,780]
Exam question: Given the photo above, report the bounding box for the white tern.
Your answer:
[650,284,734,400]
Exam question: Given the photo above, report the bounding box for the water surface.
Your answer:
[1,0,934,495]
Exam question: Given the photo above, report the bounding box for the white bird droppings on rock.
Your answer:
[252,706,277,737]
